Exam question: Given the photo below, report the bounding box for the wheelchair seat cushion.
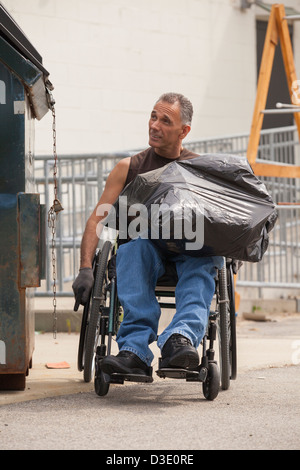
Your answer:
[156,259,178,287]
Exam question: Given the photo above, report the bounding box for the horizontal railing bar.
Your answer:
[237,281,300,288]
[35,152,135,161]
[256,160,298,167]
[284,15,300,20]
[34,280,300,297]
[35,292,74,297]
[261,108,300,114]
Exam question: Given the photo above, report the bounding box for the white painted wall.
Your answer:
[2,0,300,155]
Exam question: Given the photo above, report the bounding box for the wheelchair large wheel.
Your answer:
[77,254,97,373]
[217,262,237,390]
[227,263,237,381]
[83,241,113,383]
[217,263,230,390]
[77,301,90,372]
[94,251,120,396]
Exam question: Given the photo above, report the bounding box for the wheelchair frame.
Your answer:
[77,240,237,401]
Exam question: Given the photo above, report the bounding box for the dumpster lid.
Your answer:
[0,2,49,76]
[0,3,53,120]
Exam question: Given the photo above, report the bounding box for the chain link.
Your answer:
[46,86,64,339]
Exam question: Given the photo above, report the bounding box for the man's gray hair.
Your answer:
[156,92,193,126]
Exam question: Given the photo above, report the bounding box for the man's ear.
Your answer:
[180,125,191,140]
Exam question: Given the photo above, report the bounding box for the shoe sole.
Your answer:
[162,351,199,370]
[100,356,149,377]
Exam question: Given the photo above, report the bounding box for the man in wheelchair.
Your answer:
[72,92,224,381]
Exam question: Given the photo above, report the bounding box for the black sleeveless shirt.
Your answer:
[124,147,199,187]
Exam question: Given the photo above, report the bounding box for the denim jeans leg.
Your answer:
[157,255,224,351]
[116,238,165,365]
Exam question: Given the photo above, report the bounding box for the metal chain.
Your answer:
[46,86,64,339]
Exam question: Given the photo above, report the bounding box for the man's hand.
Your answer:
[72,267,94,310]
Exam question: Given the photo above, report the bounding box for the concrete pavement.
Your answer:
[0,313,300,450]
[0,312,299,406]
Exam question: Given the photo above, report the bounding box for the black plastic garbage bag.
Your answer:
[104,153,278,262]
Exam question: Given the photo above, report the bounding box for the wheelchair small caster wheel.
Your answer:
[202,362,220,401]
[95,367,110,397]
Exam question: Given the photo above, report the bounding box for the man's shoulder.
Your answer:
[131,147,153,159]
[115,148,151,170]
[180,148,200,160]
[129,147,153,166]
[115,155,131,170]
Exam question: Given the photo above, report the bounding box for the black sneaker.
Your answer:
[100,351,150,376]
[160,334,199,370]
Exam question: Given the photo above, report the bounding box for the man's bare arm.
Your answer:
[80,157,130,268]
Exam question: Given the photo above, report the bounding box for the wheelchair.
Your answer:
[76,240,237,401]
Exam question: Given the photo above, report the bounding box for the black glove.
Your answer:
[232,260,243,275]
[226,258,243,275]
[72,267,94,311]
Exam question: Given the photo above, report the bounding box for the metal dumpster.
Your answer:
[0,5,52,390]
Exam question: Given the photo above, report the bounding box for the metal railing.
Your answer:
[237,205,300,289]
[34,125,300,296]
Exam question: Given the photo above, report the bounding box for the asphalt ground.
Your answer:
[0,314,299,450]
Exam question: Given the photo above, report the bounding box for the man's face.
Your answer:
[148,100,190,157]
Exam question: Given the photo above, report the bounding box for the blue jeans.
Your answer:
[116,238,224,366]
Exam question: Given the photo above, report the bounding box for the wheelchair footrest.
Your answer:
[108,371,153,384]
[156,367,206,382]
